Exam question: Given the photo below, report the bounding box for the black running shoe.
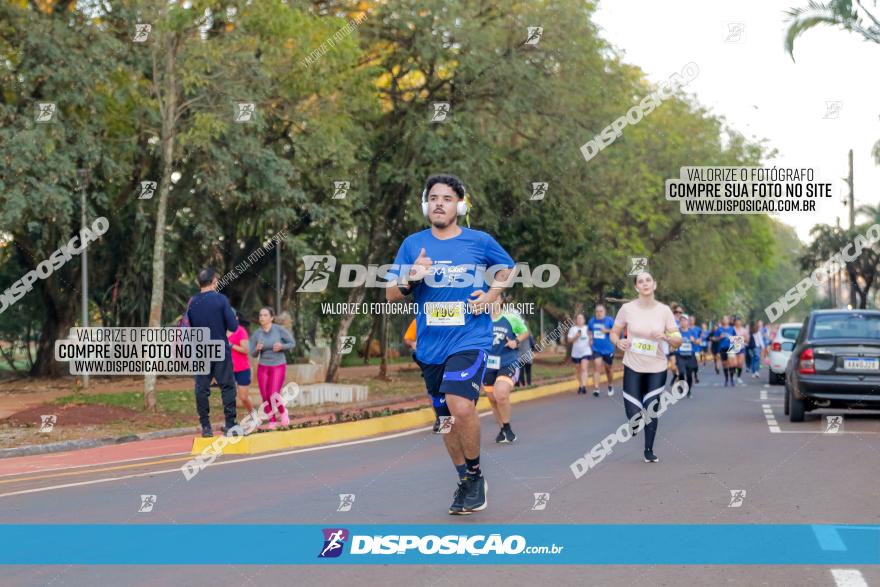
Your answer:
[449,481,468,515]
[576,386,584,395]
[495,428,507,444]
[200,427,213,438]
[503,427,516,443]
[644,449,659,463]
[592,388,600,397]
[461,474,488,513]
[694,373,700,384]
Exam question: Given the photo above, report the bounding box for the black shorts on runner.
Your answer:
[483,362,520,389]
[595,353,614,366]
[711,341,720,355]
[417,349,487,417]
[571,355,591,364]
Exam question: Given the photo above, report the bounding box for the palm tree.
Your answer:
[785,2,880,167]
[784,0,880,61]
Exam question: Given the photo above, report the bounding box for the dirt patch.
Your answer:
[3,403,169,428]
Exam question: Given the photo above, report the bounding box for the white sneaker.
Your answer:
[737,377,744,385]
[607,387,615,396]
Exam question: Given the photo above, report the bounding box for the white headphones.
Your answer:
[421,184,470,218]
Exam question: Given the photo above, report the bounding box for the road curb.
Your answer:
[190,373,620,456]
[0,426,196,459]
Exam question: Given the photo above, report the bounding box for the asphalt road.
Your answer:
[2,366,879,586]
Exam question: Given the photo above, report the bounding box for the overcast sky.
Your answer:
[593,0,880,242]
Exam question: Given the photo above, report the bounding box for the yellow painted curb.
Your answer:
[191,370,620,455]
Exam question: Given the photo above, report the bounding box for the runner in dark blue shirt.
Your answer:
[483,310,529,444]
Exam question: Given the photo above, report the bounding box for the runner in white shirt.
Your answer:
[567,313,593,395]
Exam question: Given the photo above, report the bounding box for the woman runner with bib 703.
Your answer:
[609,271,682,463]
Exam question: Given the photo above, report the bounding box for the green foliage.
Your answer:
[0,0,807,377]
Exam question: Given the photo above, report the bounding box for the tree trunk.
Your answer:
[325,287,366,382]
[29,283,76,377]
[143,31,179,412]
[377,312,389,380]
[363,313,380,364]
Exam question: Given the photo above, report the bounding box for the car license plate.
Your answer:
[843,357,878,370]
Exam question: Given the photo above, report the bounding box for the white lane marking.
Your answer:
[0,412,496,499]
[762,403,781,433]
[759,390,768,400]
[774,430,880,435]
[0,451,191,479]
[831,569,868,587]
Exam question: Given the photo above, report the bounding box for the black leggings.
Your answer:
[675,355,698,390]
[622,366,667,451]
[517,362,532,386]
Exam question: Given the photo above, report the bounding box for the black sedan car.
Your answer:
[785,309,880,422]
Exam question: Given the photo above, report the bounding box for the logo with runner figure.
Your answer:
[525,26,543,45]
[823,101,843,119]
[35,102,56,123]
[531,492,550,511]
[138,494,157,513]
[629,257,648,275]
[333,181,350,200]
[132,23,152,42]
[318,528,349,558]
[39,414,57,433]
[138,181,157,200]
[530,182,548,201]
[234,102,256,123]
[337,494,356,512]
[729,336,745,353]
[431,102,450,122]
[298,255,337,292]
[338,336,355,355]
[724,22,745,43]
[824,415,843,433]
[435,416,455,434]
[727,489,746,508]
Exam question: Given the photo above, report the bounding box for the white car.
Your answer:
[768,322,803,385]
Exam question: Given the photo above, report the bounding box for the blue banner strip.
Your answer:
[0,524,878,564]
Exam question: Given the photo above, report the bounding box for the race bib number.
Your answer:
[593,330,606,339]
[630,337,659,357]
[487,355,501,369]
[680,342,692,352]
[425,302,465,326]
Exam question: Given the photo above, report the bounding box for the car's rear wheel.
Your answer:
[769,371,783,385]
[784,383,790,415]
[789,387,806,422]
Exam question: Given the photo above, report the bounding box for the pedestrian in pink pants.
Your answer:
[249,307,296,430]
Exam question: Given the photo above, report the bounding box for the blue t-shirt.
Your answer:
[489,313,529,368]
[588,316,615,355]
[676,327,697,356]
[714,325,736,351]
[390,228,515,365]
[691,325,704,348]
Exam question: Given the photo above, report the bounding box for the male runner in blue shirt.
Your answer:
[386,173,515,515]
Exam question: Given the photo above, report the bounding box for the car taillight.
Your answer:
[772,342,781,352]
[799,348,815,374]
